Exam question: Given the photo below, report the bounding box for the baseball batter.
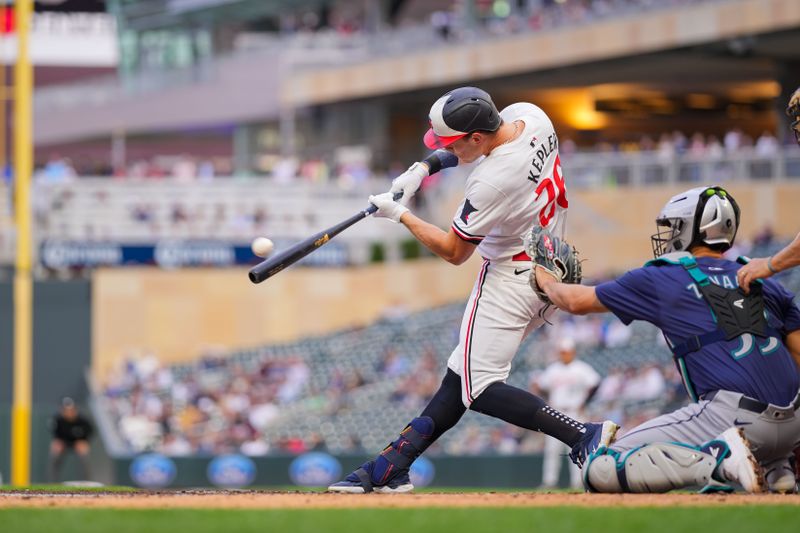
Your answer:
[329,86,617,493]
[535,338,601,489]
[534,186,800,493]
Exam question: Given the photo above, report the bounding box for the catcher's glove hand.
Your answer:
[525,226,582,303]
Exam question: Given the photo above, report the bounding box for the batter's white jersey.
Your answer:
[450,103,568,261]
[446,102,569,406]
[537,360,601,413]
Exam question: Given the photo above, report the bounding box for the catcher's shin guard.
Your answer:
[372,416,435,484]
[584,441,729,493]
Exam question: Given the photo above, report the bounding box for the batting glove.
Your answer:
[389,162,429,206]
[369,192,409,223]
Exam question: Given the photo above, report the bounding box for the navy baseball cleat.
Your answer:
[327,460,414,494]
[569,420,619,468]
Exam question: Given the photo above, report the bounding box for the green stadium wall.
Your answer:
[0,280,97,484]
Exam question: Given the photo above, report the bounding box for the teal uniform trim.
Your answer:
[677,357,698,402]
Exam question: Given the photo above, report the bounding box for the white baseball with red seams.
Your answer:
[446,102,568,407]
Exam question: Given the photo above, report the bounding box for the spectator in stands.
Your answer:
[755,131,780,157]
[37,156,77,183]
[430,10,453,40]
[378,347,411,378]
[160,432,193,456]
[48,397,93,482]
[656,133,675,161]
[688,133,706,157]
[724,128,743,153]
[241,432,270,456]
[753,226,775,248]
[488,427,519,455]
[706,135,724,160]
[621,364,666,402]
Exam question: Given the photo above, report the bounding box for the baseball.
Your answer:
[251,237,274,258]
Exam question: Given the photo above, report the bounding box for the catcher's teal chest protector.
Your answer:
[653,255,770,358]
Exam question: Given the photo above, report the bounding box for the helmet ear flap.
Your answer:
[691,187,740,251]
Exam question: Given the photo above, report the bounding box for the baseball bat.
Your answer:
[248,150,458,284]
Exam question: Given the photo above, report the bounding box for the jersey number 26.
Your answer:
[534,155,568,228]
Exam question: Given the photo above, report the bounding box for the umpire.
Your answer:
[48,397,93,482]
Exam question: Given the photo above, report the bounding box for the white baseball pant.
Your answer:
[447,258,557,408]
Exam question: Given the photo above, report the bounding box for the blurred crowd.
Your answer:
[102,308,686,457]
[428,0,714,42]
[34,127,793,185]
[561,129,789,159]
[268,0,718,47]
[104,349,316,456]
[34,153,382,188]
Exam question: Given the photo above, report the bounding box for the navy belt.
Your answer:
[702,390,800,414]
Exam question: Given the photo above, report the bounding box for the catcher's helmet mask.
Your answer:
[651,186,741,258]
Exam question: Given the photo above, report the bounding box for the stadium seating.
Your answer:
[98,238,800,457]
[34,178,403,242]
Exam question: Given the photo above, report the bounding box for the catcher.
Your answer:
[529,186,800,493]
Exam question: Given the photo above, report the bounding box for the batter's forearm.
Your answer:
[400,212,473,265]
[771,233,800,273]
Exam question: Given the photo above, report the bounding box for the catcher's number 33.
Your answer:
[525,226,582,304]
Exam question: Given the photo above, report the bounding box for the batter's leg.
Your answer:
[568,447,583,489]
[328,369,465,493]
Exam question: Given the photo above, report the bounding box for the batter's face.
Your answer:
[444,133,489,164]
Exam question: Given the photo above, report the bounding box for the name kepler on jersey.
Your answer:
[528,133,559,184]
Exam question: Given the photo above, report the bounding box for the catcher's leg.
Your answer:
[585,428,764,493]
[764,456,797,493]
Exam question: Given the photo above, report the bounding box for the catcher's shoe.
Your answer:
[569,420,619,468]
[764,457,797,494]
[718,427,766,493]
[327,460,413,494]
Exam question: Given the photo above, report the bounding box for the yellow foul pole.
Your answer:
[12,0,33,487]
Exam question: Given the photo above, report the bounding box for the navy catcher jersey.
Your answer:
[596,256,800,406]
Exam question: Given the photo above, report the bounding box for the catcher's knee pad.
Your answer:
[375,416,435,474]
[584,442,727,493]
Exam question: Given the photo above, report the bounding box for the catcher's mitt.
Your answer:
[788,87,800,144]
[525,226,582,303]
